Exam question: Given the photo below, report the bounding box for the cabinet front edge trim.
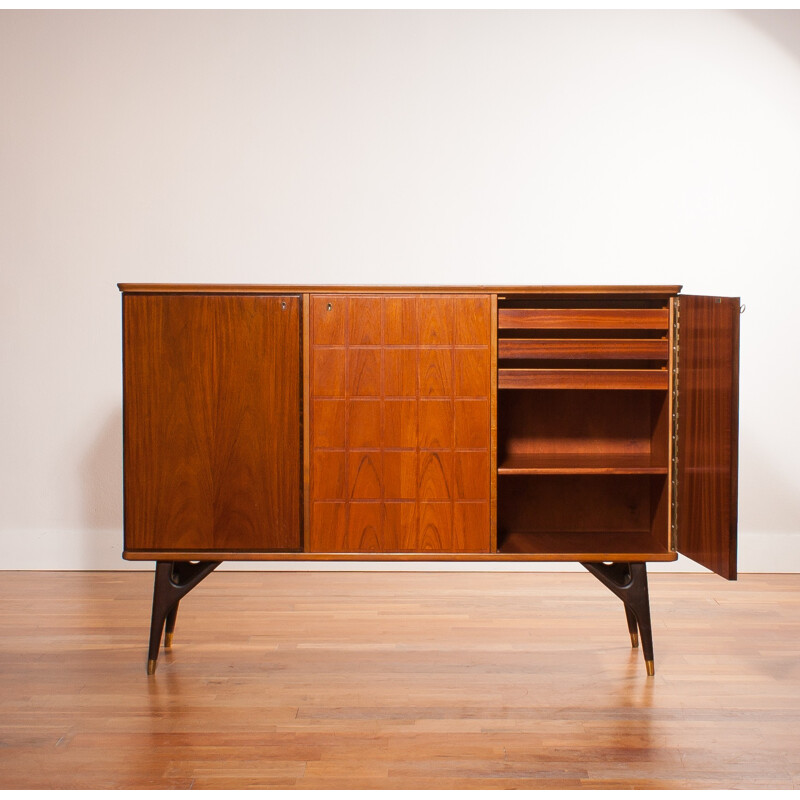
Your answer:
[123,550,679,562]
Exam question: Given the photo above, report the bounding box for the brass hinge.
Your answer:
[671,296,680,552]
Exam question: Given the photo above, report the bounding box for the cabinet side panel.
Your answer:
[676,295,739,579]
[302,293,311,548]
[123,294,301,553]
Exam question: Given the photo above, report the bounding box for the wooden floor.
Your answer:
[0,570,798,789]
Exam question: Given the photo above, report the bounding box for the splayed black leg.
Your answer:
[147,560,221,675]
[581,561,655,676]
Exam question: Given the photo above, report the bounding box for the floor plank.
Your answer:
[0,571,798,789]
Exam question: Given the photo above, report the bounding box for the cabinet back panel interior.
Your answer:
[498,474,659,533]
[497,474,671,556]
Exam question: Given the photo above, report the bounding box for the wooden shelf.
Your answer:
[497,530,672,559]
[498,453,669,475]
[498,368,669,390]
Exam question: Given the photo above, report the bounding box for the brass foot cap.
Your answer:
[645,660,655,677]
[164,632,174,648]
[630,632,639,648]
[147,659,157,675]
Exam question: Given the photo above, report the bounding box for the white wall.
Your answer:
[1,10,798,572]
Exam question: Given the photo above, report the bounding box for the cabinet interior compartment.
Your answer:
[495,294,673,558]
[497,473,670,556]
[496,389,671,556]
[498,389,670,473]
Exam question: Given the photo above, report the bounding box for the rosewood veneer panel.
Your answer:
[308,294,491,553]
[123,294,301,552]
[676,295,739,580]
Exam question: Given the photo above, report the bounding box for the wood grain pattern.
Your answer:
[498,369,668,390]
[3,571,796,789]
[123,294,301,552]
[308,294,492,553]
[498,338,669,360]
[676,295,740,580]
[498,308,670,330]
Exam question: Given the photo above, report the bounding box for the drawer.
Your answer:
[497,299,672,389]
[498,338,669,360]
[498,308,670,330]
[498,368,669,390]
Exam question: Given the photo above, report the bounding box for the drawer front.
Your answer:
[498,307,669,330]
[497,301,671,390]
[498,338,669,360]
[308,293,492,553]
[498,368,669,390]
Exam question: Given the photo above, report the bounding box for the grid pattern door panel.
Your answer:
[309,293,492,553]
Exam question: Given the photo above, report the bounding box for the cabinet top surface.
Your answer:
[118,283,683,297]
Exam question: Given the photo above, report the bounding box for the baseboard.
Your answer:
[1,528,798,572]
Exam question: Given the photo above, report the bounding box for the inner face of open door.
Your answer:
[676,295,740,580]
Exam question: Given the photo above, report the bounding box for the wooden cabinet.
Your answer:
[119,284,739,675]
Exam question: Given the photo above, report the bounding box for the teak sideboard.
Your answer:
[119,284,740,676]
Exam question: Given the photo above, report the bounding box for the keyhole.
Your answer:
[327,303,332,311]
[281,301,286,310]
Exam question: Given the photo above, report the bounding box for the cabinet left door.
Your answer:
[123,293,302,555]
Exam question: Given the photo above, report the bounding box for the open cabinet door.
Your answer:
[676,295,740,579]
